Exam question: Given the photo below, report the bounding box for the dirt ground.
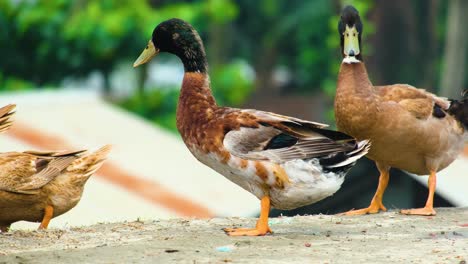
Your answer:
[0,208,467,264]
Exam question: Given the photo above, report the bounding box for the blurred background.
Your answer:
[0,0,467,228]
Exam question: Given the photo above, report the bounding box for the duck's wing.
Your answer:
[375,84,450,119]
[0,104,16,133]
[224,109,369,167]
[0,150,84,194]
[240,109,330,129]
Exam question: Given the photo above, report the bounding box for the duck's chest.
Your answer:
[335,64,378,138]
[334,96,376,139]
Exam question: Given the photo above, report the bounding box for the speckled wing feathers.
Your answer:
[0,152,80,194]
[224,110,357,163]
[241,109,329,129]
[19,156,79,192]
[375,84,450,119]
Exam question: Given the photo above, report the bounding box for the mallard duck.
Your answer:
[334,6,468,216]
[133,18,370,236]
[0,104,16,133]
[0,145,111,232]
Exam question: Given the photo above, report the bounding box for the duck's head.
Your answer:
[338,6,363,63]
[133,18,207,73]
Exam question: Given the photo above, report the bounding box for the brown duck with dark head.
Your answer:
[334,6,467,216]
[134,18,370,236]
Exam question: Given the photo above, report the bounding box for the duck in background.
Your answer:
[0,145,111,232]
[134,18,370,236]
[334,6,467,216]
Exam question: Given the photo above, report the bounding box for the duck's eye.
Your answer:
[353,33,356,37]
[346,33,349,37]
[145,45,149,50]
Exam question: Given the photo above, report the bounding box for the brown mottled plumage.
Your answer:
[0,145,111,231]
[335,6,466,216]
[134,18,370,236]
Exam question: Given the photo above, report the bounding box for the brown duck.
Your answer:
[133,18,370,236]
[335,6,467,216]
[0,145,111,231]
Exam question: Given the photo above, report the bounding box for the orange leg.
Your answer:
[400,170,437,216]
[38,205,54,230]
[341,162,389,215]
[224,196,272,236]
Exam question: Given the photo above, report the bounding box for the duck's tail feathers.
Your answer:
[447,90,468,130]
[319,139,370,173]
[0,104,16,133]
[66,145,112,178]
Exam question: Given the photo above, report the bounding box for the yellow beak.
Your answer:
[133,40,159,67]
[343,25,360,57]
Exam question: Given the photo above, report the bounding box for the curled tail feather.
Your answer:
[319,139,370,173]
[67,145,112,178]
[448,90,468,130]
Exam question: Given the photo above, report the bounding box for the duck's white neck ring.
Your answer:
[342,56,361,64]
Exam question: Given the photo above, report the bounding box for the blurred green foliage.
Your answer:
[0,0,459,132]
[211,61,253,106]
[0,0,251,132]
[119,88,179,131]
[0,0,205,89]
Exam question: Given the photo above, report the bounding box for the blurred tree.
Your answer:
[367,0,467,96]
[0,0,203,94]
[232,0,334,95]
[1,0,463,131]
[365,0,462,93]
[439,0,468,98]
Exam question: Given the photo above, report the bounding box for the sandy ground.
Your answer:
[0,208,467,264]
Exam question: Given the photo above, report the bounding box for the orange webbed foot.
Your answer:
[340,163,390,216]
[400,207,436,216]
[224,196,272,236]
[400,171,437,216]
[223,227,253,233]
[339,200,387,216]
[224,226,272,236]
